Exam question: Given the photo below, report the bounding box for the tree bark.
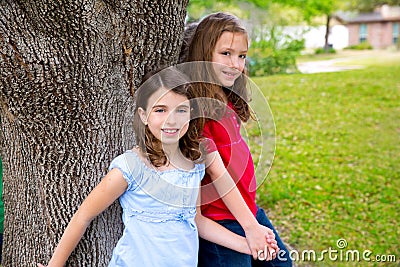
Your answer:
[0,0,188,266]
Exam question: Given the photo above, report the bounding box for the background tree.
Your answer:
[0,0,188,266]
[274,0,347,52]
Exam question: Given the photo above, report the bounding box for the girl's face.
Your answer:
[139,88,191,146]
[211,31,248,87]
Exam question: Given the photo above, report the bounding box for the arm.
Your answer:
[205,151,278,260]
[195,187,251,255]
[38,168,127,267]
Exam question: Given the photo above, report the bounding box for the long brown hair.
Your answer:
[134,67,205,167]
[184,12,252,122]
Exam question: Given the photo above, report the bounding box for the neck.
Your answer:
[163,143,181,161]
[162,143,194,171]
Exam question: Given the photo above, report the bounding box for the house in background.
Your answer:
[335,5,400,49]
[284,25,349,50]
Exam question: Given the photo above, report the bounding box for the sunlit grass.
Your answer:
[246,55,400,266]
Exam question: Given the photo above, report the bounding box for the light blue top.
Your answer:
[108,150,205,267]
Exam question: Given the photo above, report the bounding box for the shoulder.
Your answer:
[109,149,146,191]
[111,149,141,165]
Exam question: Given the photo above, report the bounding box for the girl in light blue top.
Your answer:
[37,67,254,267]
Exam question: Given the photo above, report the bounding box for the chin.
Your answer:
[222,81,235,87]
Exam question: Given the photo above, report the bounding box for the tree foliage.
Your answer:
[187,0,270,21]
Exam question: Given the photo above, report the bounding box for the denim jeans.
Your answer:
[198,207,292,267]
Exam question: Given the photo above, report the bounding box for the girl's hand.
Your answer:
[245,224,279,260]
[262,225,279,260]
[244,224,272,259]
[264,236,279,260]
[37,264,46,267]
[255,238,279,261]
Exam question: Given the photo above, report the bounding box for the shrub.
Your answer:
[346,42,373,50]
[247,28,304,76]
[314,47,336,54]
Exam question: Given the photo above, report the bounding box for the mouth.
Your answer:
[222,70,239,79]
[162,128,179,135]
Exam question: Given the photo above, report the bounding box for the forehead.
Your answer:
[147,88,189,108]
[215,31,248,49]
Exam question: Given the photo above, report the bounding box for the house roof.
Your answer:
[335,5,400,24]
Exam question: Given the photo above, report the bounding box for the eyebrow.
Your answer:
[152,104,190,109]
[219,47,248,53]
[177,104,190,108]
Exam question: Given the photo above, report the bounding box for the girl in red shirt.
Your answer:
[182,12,292,267]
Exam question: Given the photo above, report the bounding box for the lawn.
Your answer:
[246,52,400,266]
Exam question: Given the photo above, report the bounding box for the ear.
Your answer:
[138,107,148,125]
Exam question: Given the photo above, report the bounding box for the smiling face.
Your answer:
[139,88,191,147]
[211,31,248,87]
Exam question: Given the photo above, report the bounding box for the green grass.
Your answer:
[246,55,400,266]
[297,53,340,63]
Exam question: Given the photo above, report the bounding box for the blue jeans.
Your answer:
[198,207,292,267]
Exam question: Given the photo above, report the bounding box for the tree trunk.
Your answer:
[324,14,331,51]
[0,0,188,266]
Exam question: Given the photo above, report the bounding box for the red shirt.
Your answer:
[201,102,258,220]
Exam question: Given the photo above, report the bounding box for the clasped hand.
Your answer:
[245,224,279,261]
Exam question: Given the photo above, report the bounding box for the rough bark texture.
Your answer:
[0,0,188,266]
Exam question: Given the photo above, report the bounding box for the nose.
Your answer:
[164,111,176,126]
[229,56,241,70]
